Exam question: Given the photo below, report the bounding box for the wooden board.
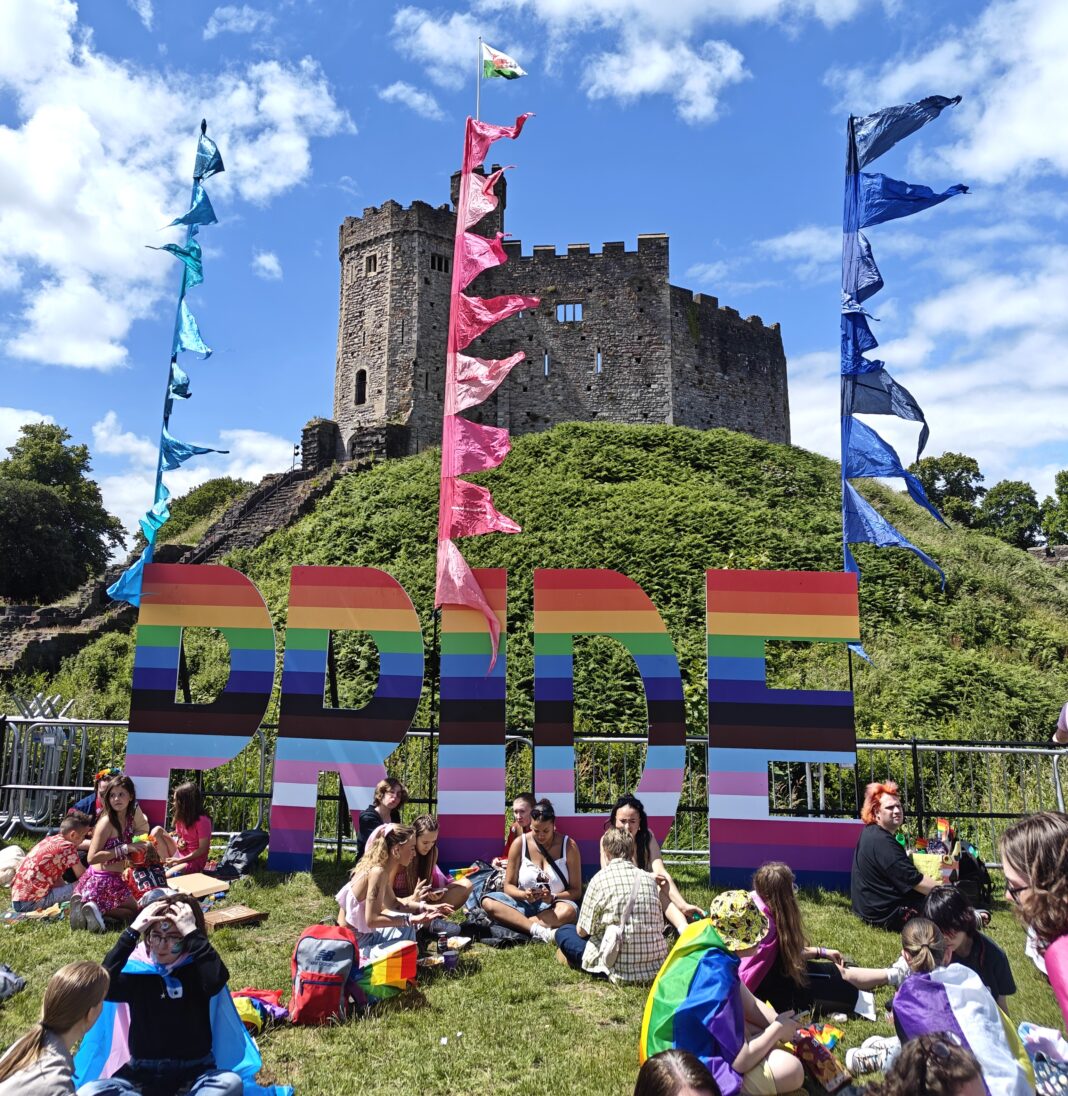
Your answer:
[204,904,267,931]
[170,872,230,898]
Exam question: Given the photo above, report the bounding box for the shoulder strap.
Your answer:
[534,837,569,889]
[619,869,642,930]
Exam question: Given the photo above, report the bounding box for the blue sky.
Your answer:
[1,0,1065,541]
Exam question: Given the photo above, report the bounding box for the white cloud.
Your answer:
[0,0,352,370]
[757,224,840,281]
[92,412,292,534]
[127,0,153,31]
[0,406,54,452]
[391,8,492,90]
[686,260,730,284]
[251,249,283,280]
[377,81,444,120]
[203,5,274,41]
[826,0,1068,185]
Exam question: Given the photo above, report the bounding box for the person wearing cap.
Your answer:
[641,889,804,1095]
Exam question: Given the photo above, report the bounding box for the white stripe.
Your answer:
[271,782,319,808]
[437,790,504,815]
[708,793,769,820]
[132,777,169,804]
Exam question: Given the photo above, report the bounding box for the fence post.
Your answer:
[911,740,926,838]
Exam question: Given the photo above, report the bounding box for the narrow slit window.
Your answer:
[365,254,378,275]
[543,352,550,376]
[354,369,367,405]
[595,349,603,373]
[556,302,584,323]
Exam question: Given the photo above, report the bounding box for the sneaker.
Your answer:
[83,900,105,934]
[529,922,556,944]
[68,894,86,932]
[846,1044,893,1076]
[862,1035,900,1051]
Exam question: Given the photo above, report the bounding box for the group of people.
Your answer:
[6,768,1068,1096]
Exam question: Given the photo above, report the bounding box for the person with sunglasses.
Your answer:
[480,798,582,943]
[1000,810,1068,1030]
[863,1035,985,1096]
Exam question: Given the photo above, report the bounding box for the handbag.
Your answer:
[597,872,642,971]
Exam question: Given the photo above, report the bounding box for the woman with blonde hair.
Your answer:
[740,861,870,1016]
[337,823,451,960]
[1000,810,1068,1028]
[0,961,134,1095]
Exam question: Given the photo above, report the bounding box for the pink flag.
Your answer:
[435,537,501,653]
[448,478,521,538]
[462,167,510,231]
[456,292,539,350]
[457,231,509,292]
[454,350,525,411]
[448,415,511,475]
[464,114,533,172]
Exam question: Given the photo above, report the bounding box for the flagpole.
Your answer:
[476,35,482,121]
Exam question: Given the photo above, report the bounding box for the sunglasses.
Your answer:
[919,1038,955,1093]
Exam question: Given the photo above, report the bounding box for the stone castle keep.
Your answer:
[302,167,790,468]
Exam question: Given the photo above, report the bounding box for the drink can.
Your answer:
[437,931,449,954]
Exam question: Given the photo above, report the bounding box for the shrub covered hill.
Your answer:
[23,423,1068,741]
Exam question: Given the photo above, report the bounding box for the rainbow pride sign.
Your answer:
[125,562,862,884]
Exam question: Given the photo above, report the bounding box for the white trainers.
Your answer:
[846,1038,898,1076]
[529,922,556,943]
[83,900,105,933]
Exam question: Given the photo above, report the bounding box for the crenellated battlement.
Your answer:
[669,286,781,334]
[499,234,669,262]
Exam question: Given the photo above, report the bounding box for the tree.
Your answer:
[977,479,1042,549]
[0,479,84,601]
[1041,470,1068,546]
[0,423,125,601]
[909,451,986,526]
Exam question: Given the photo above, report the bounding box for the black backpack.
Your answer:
[208,829,270,880]
[957,849,994,906]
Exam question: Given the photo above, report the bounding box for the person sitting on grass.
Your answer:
[739,860,874,1018]
[641,889,804,1095]
[165,782,212,878]
[555,829,669,983]
[480,798,582,944]
[337,823,450,960]
[851,781,944,931]
[354,777,407,860]
[70,769,122,825]
[633,1049,722,1096]
[0,961,133,1096]
[862,1035,985,1096]
[392,814,473,910]
[70,776,176,934]
[923,886,1015,1010]
[10,812,91,914]
[1000,810,1068,1030]
[604,795,704,925]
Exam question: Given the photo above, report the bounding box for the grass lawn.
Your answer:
[1,861,1062,1095]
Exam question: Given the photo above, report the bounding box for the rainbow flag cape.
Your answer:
[640,920,746,1096]
[351,940,417,1005]
[892,964,1034,1096]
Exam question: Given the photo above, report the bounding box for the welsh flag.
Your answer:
[482,42,526,79]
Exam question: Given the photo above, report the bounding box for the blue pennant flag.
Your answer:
[167,183,217,229]
[843,369,930,459]
[106,551,148,608]
[169,360,191,400]
[842,231,883,305]
[841,312,880,372]
[852,95,961,170]
[858,173,968,229]
[149,240,203,289]
[161,425,225,471]
[194,130,225,181]
[175,299,211,357]
[137,482,171,543]
[844,418,945,525]
[843,482,945,586]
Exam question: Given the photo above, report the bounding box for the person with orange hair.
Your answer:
[851,781,943,930]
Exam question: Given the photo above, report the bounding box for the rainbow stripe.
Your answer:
[436,569,507,868]
[125,564,276,824]
[267,566,424,872]
[534,569,686,870]
[707,570,861,888]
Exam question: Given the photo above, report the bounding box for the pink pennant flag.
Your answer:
[448,415,511,475]
[435,537,501,655]
[457,230,509,291]
[454,350,525,411]
[449,478,521,538]
[462,167,510,230]
[456,292,539,350]
[464,114,533,172]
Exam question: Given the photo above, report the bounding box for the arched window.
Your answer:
[355,369,368,406]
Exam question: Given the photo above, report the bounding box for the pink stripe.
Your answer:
[269,805,314,831]
[273,760,383,786]
[708,771,768,796]
[710,818,862,848]
[535,770,574,792]
[437,768,506,792]
[634,769,685,793]
[127,756,228,778]
[136,798,168,827]
[710,842,854,873]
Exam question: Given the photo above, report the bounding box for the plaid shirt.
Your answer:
[577,858,669,984]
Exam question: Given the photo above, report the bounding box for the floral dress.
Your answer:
[74,813,136,913]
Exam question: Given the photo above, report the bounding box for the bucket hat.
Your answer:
[707,889,770,951]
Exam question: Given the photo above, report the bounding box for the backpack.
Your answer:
[209,829,270,880]
[957,849,994,906]
[289,924,360,1025]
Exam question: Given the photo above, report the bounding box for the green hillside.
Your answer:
[16,423,1068,741]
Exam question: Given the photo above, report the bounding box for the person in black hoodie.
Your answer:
[100,896,242,1096]
[354,778,408,859]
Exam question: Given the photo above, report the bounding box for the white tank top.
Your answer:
[517,833,570,894]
